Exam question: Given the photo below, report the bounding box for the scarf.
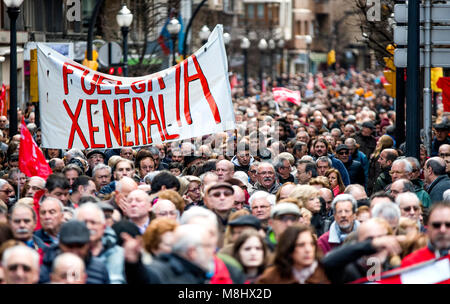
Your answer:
[292,261,318,284]
[328,220,360,244]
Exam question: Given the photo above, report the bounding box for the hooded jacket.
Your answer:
[231,155,255,174]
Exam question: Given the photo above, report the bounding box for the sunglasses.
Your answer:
[430,222,450,229]
[209,190,233,198]
[402,206,420,212]
[7,264,32,272]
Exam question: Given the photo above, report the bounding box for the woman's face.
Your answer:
[238,236,264,269]
[305,196,321,213]
[328,173,338,188]
[292,231,316,269]
[155,231,175,255]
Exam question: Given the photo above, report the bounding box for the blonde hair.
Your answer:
[288,185,319,207]
[309,176,330,189]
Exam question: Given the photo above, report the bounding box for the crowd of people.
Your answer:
[0,68,449,284]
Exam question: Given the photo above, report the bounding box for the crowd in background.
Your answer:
[0,68,449,284]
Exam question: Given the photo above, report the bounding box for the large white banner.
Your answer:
[38,25,235,149]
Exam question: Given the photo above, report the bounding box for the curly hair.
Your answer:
[143,217,178,255]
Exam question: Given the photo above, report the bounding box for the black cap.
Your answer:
[112,220,141,244]
[336,144,349,153]
[59,220,90,245]
[228,215,261,230]
[184,155,201,167]
[86,149,106,159]
[362,121,375,130]
[433,122,450,130]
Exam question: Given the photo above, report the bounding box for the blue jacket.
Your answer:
[97,227,126,284]
[99,181,117,195]
[39,244,110,284]
[330,155,351,186]
[350,150,369,180]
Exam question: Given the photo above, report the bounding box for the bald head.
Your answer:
[439,144,450,156]
[216,160,234,182]
[50,252,87,284]
[357,218,389,242]
[116,176,138,196]
[232,185,246,210]
[152,199,178,220]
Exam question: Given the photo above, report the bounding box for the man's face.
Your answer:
[207,187,234,214]
[88,153,104,169]
[427,207,450,251]
[120,148,134,160]
[345,141,356,155]
[248,165,258,183]
[236,150,251,166]
[26,179,44,198]
[64,169,79,187]
[153,200,178,220]
[378,151,390,170]
[334,201,355,232]
[314,142,327,157]
[316,161,330,176]
[389,181,405,200]
[361,127,372,137]
[439,146,450,173]
[257,165,276,189]
[296,131,309,143]
[277,160,291,179]
[47,187,69,206]
[79,181,97,197]
[296,164,311,184]
[114,161,134,181]
[93,168,111,190]
[186,182,202,202]
[216,162,233,182]
[4,250,39,284]
[399,200,421,221]
[138,157,155,178]
[10,207,36,242]
[171,151,184,163]
[408,161,421,180]
[0,183,15,203]
[435,129,448,141]
[336,148,350,163]
[39,199,64,232]
[126,190,151,220]
[251,198,272,221]
[76,209,105,243]
[344,126,354,138]
[0,117,7,129]
[390,162,409,182]
[270,213,300,239]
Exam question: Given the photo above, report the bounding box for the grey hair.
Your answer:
[331,194,357,213]
[316,156,332,168]
[65,148,86,160]
[40,197,65,212]
[395,192,420,206]
[443,189,450,201]
[274,157,289,171]
[171,225,205,256]
[0,179,8,190]
[331,128,342,136]
[2,245,40,270]
[200,171,218,183]
[180,206,218,227]
[29,176,46,187]
[392,158,413,173]
[9,203,37,223]
[371,202,401,222]
[345,124,356,131]
[249,191,276,208]
[405,157,420,170]
[74,202,105,224]
[92,163,112,176]
[344,138,357,145]
[147,146,160,156]
[143,171,161,185]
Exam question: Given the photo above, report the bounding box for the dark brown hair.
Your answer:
[232,230,268,276]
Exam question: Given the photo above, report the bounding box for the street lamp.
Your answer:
[223,32,231,46]
[258,39,268,92]
[167,17,181,66]
[116,4,133,76]
[199,25,211,45]
[240,37,250,97]
[4,0,24,138]
[305,35,312,74]
[277,39,285,83]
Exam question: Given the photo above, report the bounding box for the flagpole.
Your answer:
[17,172,20,200]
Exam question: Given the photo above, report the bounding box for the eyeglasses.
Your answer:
[188,187,201,192]
[7,264,32,272]
[430,222,450,229]
[209,190,234,198]
[338,151,349,155]
[275,214,300,222]
[439,153,450,157]
[249,170,257,174]
[389,170,405,175]
[402,206,420,212]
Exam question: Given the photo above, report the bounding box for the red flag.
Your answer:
[19,118,52,179]
[317,74,326,89]
[437,77,450,112]
[0,84,6,116]
[272,87,301,106]
[230,74,238,90]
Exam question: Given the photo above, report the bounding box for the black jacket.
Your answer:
[355,133,377,159]
[372,169,392,194]
[39,244,110,284]
[427,175,450,204]
[125,253,207,284]
[343,159,366,187]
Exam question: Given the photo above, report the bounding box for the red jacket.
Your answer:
[317,231,340,256]
[209,256,234,284]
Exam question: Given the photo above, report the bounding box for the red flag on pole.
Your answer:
[19,118,52,179]
[0,84,6,116]
[272,87,301,106]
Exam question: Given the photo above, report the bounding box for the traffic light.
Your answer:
[383,44,396,98]
[82,50,99,71]
[327,50,336,66]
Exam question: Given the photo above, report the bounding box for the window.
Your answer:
[257,4,264,19]
[247,4,255,19]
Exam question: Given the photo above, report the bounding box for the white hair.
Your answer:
[180,206,218,227]
[171,224,204,255]
[371,202,401,222]
[392,158,413,173]
[74,202,106,224]
[2,245,40,270]
[395,192,420,206]
[248,191,276,208]
[332,194,357,213]
[443,189,450,201]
